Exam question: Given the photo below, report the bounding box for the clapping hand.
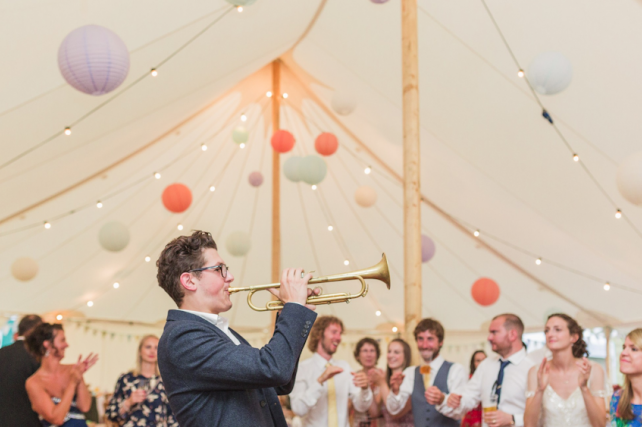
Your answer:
[537,357,549,392]
[389,372,404,394]
[317,365,343,384]
[367,368,385,387]
[351,371,369,389]
[78,353,99,374]
[576,357,592,388]
[425,386,445,405]
[447,393,461,409]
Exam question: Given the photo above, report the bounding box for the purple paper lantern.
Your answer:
[58,25,130,96]
[248,171,264,187]
[370,0,389,3]
[421,234,436,263]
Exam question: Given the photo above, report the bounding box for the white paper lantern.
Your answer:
[226,231,251,257]
[527,52,573,95]
[299,155,327,185]
[98,221,130,252]
[331,91,357,115]
[11,257,38,282]
[617,151,642,206]
[284,156,303,182]
[58,25,130,96]
[355,186,377,207]
[232,126,249,144]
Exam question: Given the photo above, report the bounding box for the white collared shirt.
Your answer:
[386,355,467,417]
[290,352,374,427]
[179,309,240,345]
[437,348,535,427]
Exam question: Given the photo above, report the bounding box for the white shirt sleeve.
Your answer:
[435,363,468,419]
[437,363,483,419]
[349,383,374,413]
[386,366,415,415]
[290,365,325,417]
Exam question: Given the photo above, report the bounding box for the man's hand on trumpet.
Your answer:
[268,268,321,311]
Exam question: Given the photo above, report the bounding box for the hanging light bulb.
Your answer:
[154,172,161,179]
[266,91,273,98]
[201,144,208,151]
[209,185,216,192]
[150,68,158,77]
[56,314,63,321]
[64,127,72,136]
[535,258,542,265]
[604,282,611,291]
[375,310,381,317]
[311,185,317,191]
[239,143,246,149]
[145,256,151,262]
[344,260,350,266]
[282,93,289,99]
[615,209,622,219]
[87,301,94,307]
[241,114,247,122]
[392,326,398,333]
[236,5,243,12]
[364,166,372,175]
[517,69,525,78]
[473,229,480,237]
[96,201,103,208]
[44,221,51,229]
[327,225,333,231]
[113,282,120,289]
[177,224,184,231]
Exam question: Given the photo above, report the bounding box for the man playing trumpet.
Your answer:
[156,230,319,427]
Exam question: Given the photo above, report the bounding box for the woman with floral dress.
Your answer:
[460,350,486,427]
[611,328,642,427]
[106,335,177,427]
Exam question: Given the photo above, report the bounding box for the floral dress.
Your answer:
[106,373,178,427]
[610,390,642,427]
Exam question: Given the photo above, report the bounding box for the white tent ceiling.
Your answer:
[2,0,642,333]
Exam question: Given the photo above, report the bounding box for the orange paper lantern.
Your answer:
[315,132,338,156]
[471,278,500,306]
[162,183,192,213]
[271,130,295,153]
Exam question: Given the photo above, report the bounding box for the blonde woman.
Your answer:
[610,328,642,426]
[106,335,177,427]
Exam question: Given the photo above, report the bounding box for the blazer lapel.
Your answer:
[230,328,250,346]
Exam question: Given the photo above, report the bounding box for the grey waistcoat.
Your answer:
[411,362,460,427]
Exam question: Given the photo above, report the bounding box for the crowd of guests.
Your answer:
[3,311,642,426]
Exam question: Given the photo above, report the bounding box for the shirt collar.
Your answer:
[179,309,227,329]
[505,347,527,365]
[430,354,445,371]
[313,352,334,367]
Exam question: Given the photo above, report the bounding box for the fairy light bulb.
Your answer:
[241,114,247,122]
[364,166,372,175]
[375,310,381,317]
[615,209,622,219]
[177,224,184,231]
[604,282,611,291]
[56,314,63,321]
[96,201,103,208]
[150,68,158,77]
[517,69,525,78]
[344,260,350,266]
[209,186,216,192]
[473,230,480,237]
[154,172,161,179]
[145,256,151,262]
[311,185,317,191]
[239,143,246,149]
[392,326,398,333]
[87,301,94,307]
[573,154,579,162]
[64,127,72,136]
[282,93,289,99]
[535,258,542,265]
[328,225,333,231]
[201,144,208,151]
[236,5,243,12]
[266,91,273,98]
[113,282,120,289]
[44,221,51,229]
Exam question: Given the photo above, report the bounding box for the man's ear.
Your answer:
[179,272,198,292]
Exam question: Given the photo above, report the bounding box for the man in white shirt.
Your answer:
[440,313,536,427]
[386,318,467,427]
[290,316,373,427]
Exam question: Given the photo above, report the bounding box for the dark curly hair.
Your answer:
[547,313,588,358]
[26,323,63,361]
[156,230,218,306]
[308,316,344,353]
[353,337,380,366]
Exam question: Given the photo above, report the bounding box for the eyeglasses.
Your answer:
[188,263,228,278]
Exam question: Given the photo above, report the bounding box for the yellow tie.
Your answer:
[326,363,338,427]
[420,365,431,390]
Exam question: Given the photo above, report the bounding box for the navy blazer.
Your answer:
[158,303,317,427]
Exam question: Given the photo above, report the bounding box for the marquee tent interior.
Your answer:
[2,0,642,390]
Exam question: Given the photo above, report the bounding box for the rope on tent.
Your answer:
[476,0,642,241]
[0,5,236,172]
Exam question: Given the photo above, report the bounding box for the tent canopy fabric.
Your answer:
[2,0,642,333]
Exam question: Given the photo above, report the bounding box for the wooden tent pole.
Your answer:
[401,0,422,361]
[270,60,281,330]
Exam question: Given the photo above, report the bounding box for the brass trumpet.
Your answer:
[228,254,391,311]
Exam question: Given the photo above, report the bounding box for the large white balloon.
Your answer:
[11,257,38,281]
[226,231,251,257]
[299,155,327,185]
[331,91,357,115]
[355,186,378,207]
[527,52,573,95]
[98,221,130,252]
[617,151,642,205]
[284,156,303,182]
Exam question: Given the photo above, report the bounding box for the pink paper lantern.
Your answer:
[248,171,264,187]
[58,25,130,96]
[421,234,436,263]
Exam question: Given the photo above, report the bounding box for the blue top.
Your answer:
[106,372,178,427]
[40,397,87,427]
[610,390,642,427]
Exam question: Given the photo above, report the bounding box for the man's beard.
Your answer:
[322,339,337,356]
[420,348,439,363]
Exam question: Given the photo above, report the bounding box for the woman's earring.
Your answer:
[45,350,50,357]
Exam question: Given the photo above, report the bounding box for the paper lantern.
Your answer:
[284,156,303,182]
[617,151,642,206]
[58,25,130,96]
[315,133,339,156]
[299,155,327,185]
[371,0,389,3]
[271,130,295,153]
[355,186,377,207]
[232,126,249,144]
[11,257,38,282]
[98,222,130,252]
[331,91,357,115]
[162,184,192,213]
[225,0,256,5]
[421,234,436,263]
[249,171,263,187]
[226,231,251,257]
[471,278,500,306]
[527,52,573,95]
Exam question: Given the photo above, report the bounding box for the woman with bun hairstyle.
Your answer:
[524,314,607,427]
[24,323,98,427]
[610,328,642,426]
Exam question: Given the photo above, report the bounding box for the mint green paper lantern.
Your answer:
[284,156,303,182]
[299,155,327,185]
[232,126,249,144]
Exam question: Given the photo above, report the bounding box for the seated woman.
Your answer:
[106,335,178,427]
[25,323,98,427]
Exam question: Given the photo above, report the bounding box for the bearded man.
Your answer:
[290,316,373,427]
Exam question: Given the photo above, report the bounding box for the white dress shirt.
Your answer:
[290,352,374,427]
[179,309,240,345]
[386,355,467,417]
[438,348,536,427]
